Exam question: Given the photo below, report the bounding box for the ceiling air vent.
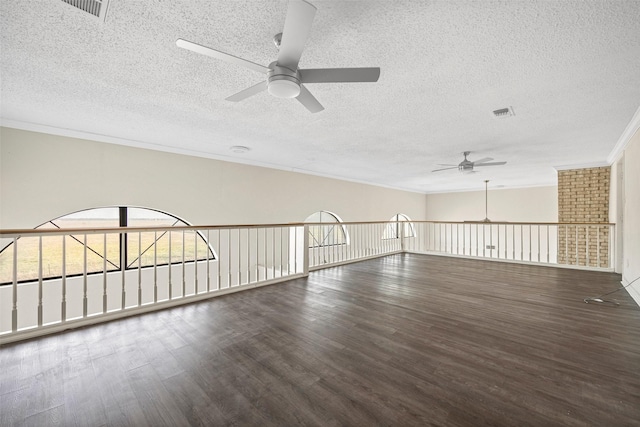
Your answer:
[493,106,515,118]
[61,0,109,22]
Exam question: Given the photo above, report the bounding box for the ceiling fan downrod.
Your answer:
[482,179,491,222]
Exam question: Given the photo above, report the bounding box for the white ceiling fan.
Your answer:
[432,151,507,173]
[176,0,381,113]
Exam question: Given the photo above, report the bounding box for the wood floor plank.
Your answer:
[1,254,639,426]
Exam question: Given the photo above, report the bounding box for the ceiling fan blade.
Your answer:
[474,161,507,167]
[176,39,269,74]
[277,0,317,71]
[225,81,268,102]
[472,157,493,164]
[432,166,459,172]
[296,85,324,113]
[299,68,381,83]
[436,163,458,167]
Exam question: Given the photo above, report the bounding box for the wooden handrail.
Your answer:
[0,220,616,238]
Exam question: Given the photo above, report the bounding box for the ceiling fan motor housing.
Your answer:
[267,63,300,98]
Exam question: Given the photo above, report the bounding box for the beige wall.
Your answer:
[425,185,558,222]
[2,126,637,306]
[621,128,640,304]
[0,127,427,229]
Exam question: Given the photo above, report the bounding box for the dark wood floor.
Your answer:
[2,254,640,426]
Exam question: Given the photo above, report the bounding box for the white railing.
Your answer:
[308,221,403,269]
[0,220,614,343]
[403,221,614,270]
[0,224,307,342]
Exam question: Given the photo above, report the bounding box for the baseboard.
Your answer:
[623,276,640,308]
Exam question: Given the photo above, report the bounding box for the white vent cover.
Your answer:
[493,106,515,118]
[61,0,109,22]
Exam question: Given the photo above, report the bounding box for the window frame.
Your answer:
[383,213,416,240]
[305,210,349,248]
[0,206,215,285]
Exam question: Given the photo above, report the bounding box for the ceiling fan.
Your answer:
[176,0,380,113]
[432,151,507,173]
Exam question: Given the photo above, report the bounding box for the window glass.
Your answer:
[304,211,348,248]
[383,214,416,239]
[0,207,214,284]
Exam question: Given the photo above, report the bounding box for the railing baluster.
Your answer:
[537,225,540,262]
[228,229,232,287]
[138,232,142,305]
[528,225,531,262]
[575,225,578,266]
[444,222,448,252]
[182,230,186,296]
[586,225,590,267]
[258,227,262,280]
[272,227,276,279]
[168,231,172,299]
[11,238,18,332]
[520,225,523,261]
[263,228,268,280]
[293,226,297,274]
[195,230,199,292]
[280,227,284,276]
[217,229,222,288]
[206,229,211,292]
[546,225,550,263]
[121,228,126,309]
[512,224,515,260]
[83,234,89,317]
[38,236,43,327]
[564,225,568,265]
[103,233,108,313]
[597,225,601,268]
[62,235,67,322]
[153,231,158,302]
[462,223,466,255]
[236,229,241,285]
[490,224,494,258]
[246,228,251,281]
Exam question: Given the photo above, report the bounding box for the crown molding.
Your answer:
[607,105,640,164]
[0,120,426,195]
[553,161,609,171]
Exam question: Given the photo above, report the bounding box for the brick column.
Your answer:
[558,167,610,267]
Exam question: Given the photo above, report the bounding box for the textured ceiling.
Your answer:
[1,0,639,193]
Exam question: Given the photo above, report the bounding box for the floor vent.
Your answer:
[61,0,109,22]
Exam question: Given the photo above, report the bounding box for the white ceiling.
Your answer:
[1,0,639,193]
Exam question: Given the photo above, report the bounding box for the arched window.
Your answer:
[304,211,349,248]
[383,213,416,239]
[0,206,214,284]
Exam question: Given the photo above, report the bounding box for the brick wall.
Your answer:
[557,167,610,267]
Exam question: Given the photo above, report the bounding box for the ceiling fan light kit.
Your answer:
[176,0,380,112]
[432,151,507,173]
[267,65,301,98]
